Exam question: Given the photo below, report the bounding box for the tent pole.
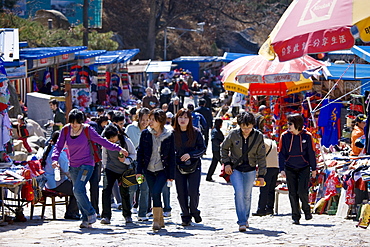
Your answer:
[307,97,327,169]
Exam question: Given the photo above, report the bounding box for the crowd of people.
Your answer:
[38,87,323,233]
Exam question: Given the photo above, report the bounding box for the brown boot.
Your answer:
[152,207,161,230]
[159,208,165,228]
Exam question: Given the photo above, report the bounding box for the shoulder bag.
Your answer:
[120,157,138,187]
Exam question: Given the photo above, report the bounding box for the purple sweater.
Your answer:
[52,125,121,167]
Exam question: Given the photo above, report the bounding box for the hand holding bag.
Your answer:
[120,157,138,187]
[177,158,199,175]
[219,133,258,182]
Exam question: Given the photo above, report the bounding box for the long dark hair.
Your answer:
[173,108,196,147]
[41,131,60,168]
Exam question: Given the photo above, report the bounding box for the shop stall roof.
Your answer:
[20,46,87,59]
[327,50,354,55]
[146,61,172,73]
[19,42,28,48]
[3,60,25,67]
[172,56,222,63]
[350,45,370,63]
[94,49,140,65]
[326,63,370,80]
[75,50,106,59]
[127,60,150,73]
[221,52,253,62]
[95,54,119,65]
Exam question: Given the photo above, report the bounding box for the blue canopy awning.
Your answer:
[221,52,253,62]
[326,63,370,80]
[95,55,119,65]
[172,56,222,63]
[351,45,370,63]
[94,49,140,65]
[20,46,87,59]
[75,50,106,60]
[146,61,172,73]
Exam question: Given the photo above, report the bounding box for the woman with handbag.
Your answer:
[173,108,206,226]
[52,109,128,228]
[136,108,175,230]
[100,125,136,225]
[221,111,266,232]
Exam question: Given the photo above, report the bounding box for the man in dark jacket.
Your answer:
[194,98,213,148]
[49,99,66,133]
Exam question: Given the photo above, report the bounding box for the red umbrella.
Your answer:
[235,55,325,84]
[260,0,370,61]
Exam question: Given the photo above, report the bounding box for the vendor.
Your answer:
[350,114,367,156]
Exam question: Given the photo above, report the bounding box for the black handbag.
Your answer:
[120,157,138,187]
[177,158,199,175]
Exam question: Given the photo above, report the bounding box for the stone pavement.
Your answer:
[0,146,369,247]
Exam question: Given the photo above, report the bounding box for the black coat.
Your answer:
[136,128,176,179]
[194,106,213,129]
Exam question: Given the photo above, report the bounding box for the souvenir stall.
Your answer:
[127,60,150,99]
[92,49,140,111]
[68,50,106,112]
[19,46,87,101]
[0,63,45,224]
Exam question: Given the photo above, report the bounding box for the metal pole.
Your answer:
[164,28,167,61]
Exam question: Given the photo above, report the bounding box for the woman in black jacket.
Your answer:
[173,108,206,226]
[136,108,175,230]
[278,113,317,225]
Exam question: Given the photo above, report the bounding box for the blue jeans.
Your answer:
[129,181,149,217]
[69,165,96,221]
[230,169,256,226]
[162,184,171,213]
[145,170,167,207]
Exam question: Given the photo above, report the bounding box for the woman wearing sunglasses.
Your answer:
[278,113,317,225]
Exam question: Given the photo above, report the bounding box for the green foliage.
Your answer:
[0,0,18,13]
[0,13,118,50]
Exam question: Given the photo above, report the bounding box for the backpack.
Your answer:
[63,124,101,163]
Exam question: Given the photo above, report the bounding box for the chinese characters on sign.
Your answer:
[273,27,354,61]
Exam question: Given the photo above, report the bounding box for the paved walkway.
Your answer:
[0,146,369,247]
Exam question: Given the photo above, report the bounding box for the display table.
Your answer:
[0,166,28,224]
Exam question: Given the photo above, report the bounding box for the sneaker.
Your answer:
[131,208,138,214]
[125,217,133,223]
[146,212,153,217]
[292,219,300,225]
[111,203,119,209]
[181,220,191,226]
[87,214,97,224]
[305,213,313,220]
[239,225,247,232]
[193,215,202,223]
[100,218,111,224]
[137,216,149,221]
[117,203,122,210]
[96,214,101,220]
[252,211,266,216]
[163,211,171,217]
[206,178,215,182]
[80,221,92,228]
[64,214,81,220]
